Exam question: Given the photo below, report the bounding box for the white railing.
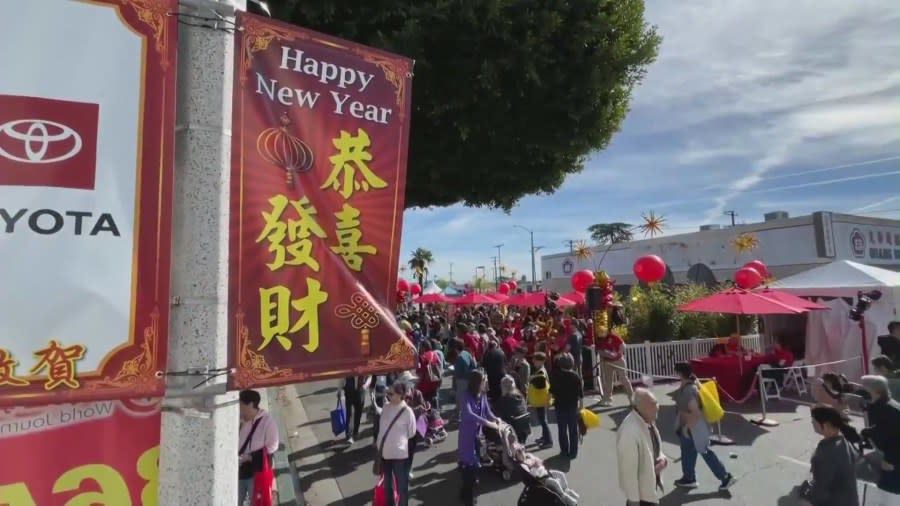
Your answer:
[621,334,763,382]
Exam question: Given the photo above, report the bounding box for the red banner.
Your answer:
[228,13,415,389]
[0,0,177,407]
[0,399,160,505]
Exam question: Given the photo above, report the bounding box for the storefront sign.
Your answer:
[228,13,415,389]
[848,226,900,261]
[0,399,161,505]
[0,0,177,407]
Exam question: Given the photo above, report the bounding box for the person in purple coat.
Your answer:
[457,369,501,506]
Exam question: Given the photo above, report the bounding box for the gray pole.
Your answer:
[530,230,537,292]
[159,2,241,504]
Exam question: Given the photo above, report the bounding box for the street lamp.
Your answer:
[514,225,537,292]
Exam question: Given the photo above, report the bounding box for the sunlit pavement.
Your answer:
[283,378,874,506]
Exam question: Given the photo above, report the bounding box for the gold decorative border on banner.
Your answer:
[126,0,172,67]
[234,311,292,387]
[240,16,297,82]
[353,48,410,112]
[367,338,416,368]
[90,306,161,392]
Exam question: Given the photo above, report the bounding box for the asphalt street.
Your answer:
[285,377,879,506]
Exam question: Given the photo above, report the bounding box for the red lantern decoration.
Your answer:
[734,267,762,289]
[743,260,769,279]
[507,280,517,291]
[397,278,410,293]
[571,269,595,292]
[498,282,510,294]
[410,282,422,295]
[633,255,666,283]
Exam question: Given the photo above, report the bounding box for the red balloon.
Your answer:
[734,267,762,289]
[410,282,422,295]
[507,280,517,291]
[498,283,510,294]
[570,269,595,292]
[397,278,409,292]
[633,255,666,283]
[743,260,769,278]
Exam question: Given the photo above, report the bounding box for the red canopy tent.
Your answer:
[504,291,577,307]
[484,292,509,302]
[562,291,585,304]
[412,293,449,303]
[446,292,505,305]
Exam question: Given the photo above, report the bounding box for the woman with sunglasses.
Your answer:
[376,381,417,506]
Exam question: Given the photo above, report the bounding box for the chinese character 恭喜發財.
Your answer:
[258,278,329,353]
[330,203,377,271]
[256,194,327,271]
[321,128,387,200]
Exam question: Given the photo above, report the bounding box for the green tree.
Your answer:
[434,278,450,290]
[588,222,634,245]
[407,247,434,287]
[272,1,661,210]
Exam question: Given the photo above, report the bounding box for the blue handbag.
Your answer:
[330,397,347,436]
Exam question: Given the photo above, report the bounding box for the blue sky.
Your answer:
[398,0,900,285]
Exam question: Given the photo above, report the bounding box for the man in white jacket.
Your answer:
[617,388,667,506]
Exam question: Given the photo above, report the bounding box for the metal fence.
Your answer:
[621,334,763,382]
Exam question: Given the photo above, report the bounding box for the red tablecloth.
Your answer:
[690,354,769,401]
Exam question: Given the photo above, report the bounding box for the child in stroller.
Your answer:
[423,402,448,445]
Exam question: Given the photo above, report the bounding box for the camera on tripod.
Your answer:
[849,289,882,322]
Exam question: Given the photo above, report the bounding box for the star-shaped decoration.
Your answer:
[732,232,759,253]
[574,241,593,261]
[638,210,666,238]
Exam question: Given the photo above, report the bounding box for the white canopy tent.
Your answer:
[771,260,900,379]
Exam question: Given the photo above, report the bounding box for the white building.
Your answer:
[540,211,900,291]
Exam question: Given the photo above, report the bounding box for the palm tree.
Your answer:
[407,247,434,287]
[587,222,634,245]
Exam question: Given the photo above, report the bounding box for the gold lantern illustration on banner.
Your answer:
[257,113,314,185]
[335,293,381,356]
[586,270,614,340]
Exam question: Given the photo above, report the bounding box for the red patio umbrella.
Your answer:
[412,293,449,303]
[753,288,828,310]
[677,288,807,315]
[446,292,505,305]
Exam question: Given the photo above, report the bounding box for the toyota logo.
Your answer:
[0,119,83,164]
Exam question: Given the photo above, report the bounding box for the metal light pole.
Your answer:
[494,244,504,283]
[514,225,536,292]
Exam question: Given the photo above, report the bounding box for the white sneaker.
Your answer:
[408,471,414,479]
[347,437,354,444]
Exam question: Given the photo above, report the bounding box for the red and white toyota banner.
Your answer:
[0,0,177,407]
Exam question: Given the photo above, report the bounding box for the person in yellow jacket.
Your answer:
[527,352,553,448]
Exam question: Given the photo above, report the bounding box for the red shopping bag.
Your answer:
[372,474,400,506]
[251,449,274,506]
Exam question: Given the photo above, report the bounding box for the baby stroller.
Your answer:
[423,403,447,446]
[481,421,520,481]
[517,463,578,506]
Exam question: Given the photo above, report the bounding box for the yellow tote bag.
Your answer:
[699,380,724,423]
[580,408,600,429]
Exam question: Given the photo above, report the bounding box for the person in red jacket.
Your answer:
[597,330,634,406]
[417,340,442,408]
[463,325,482,361]
[500,327,520,359]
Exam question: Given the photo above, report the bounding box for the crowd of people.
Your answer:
[310,306,900,506]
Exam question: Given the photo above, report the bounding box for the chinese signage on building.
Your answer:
[0,399,160,504]
[0,0,176,407]
[228,13,415,389]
